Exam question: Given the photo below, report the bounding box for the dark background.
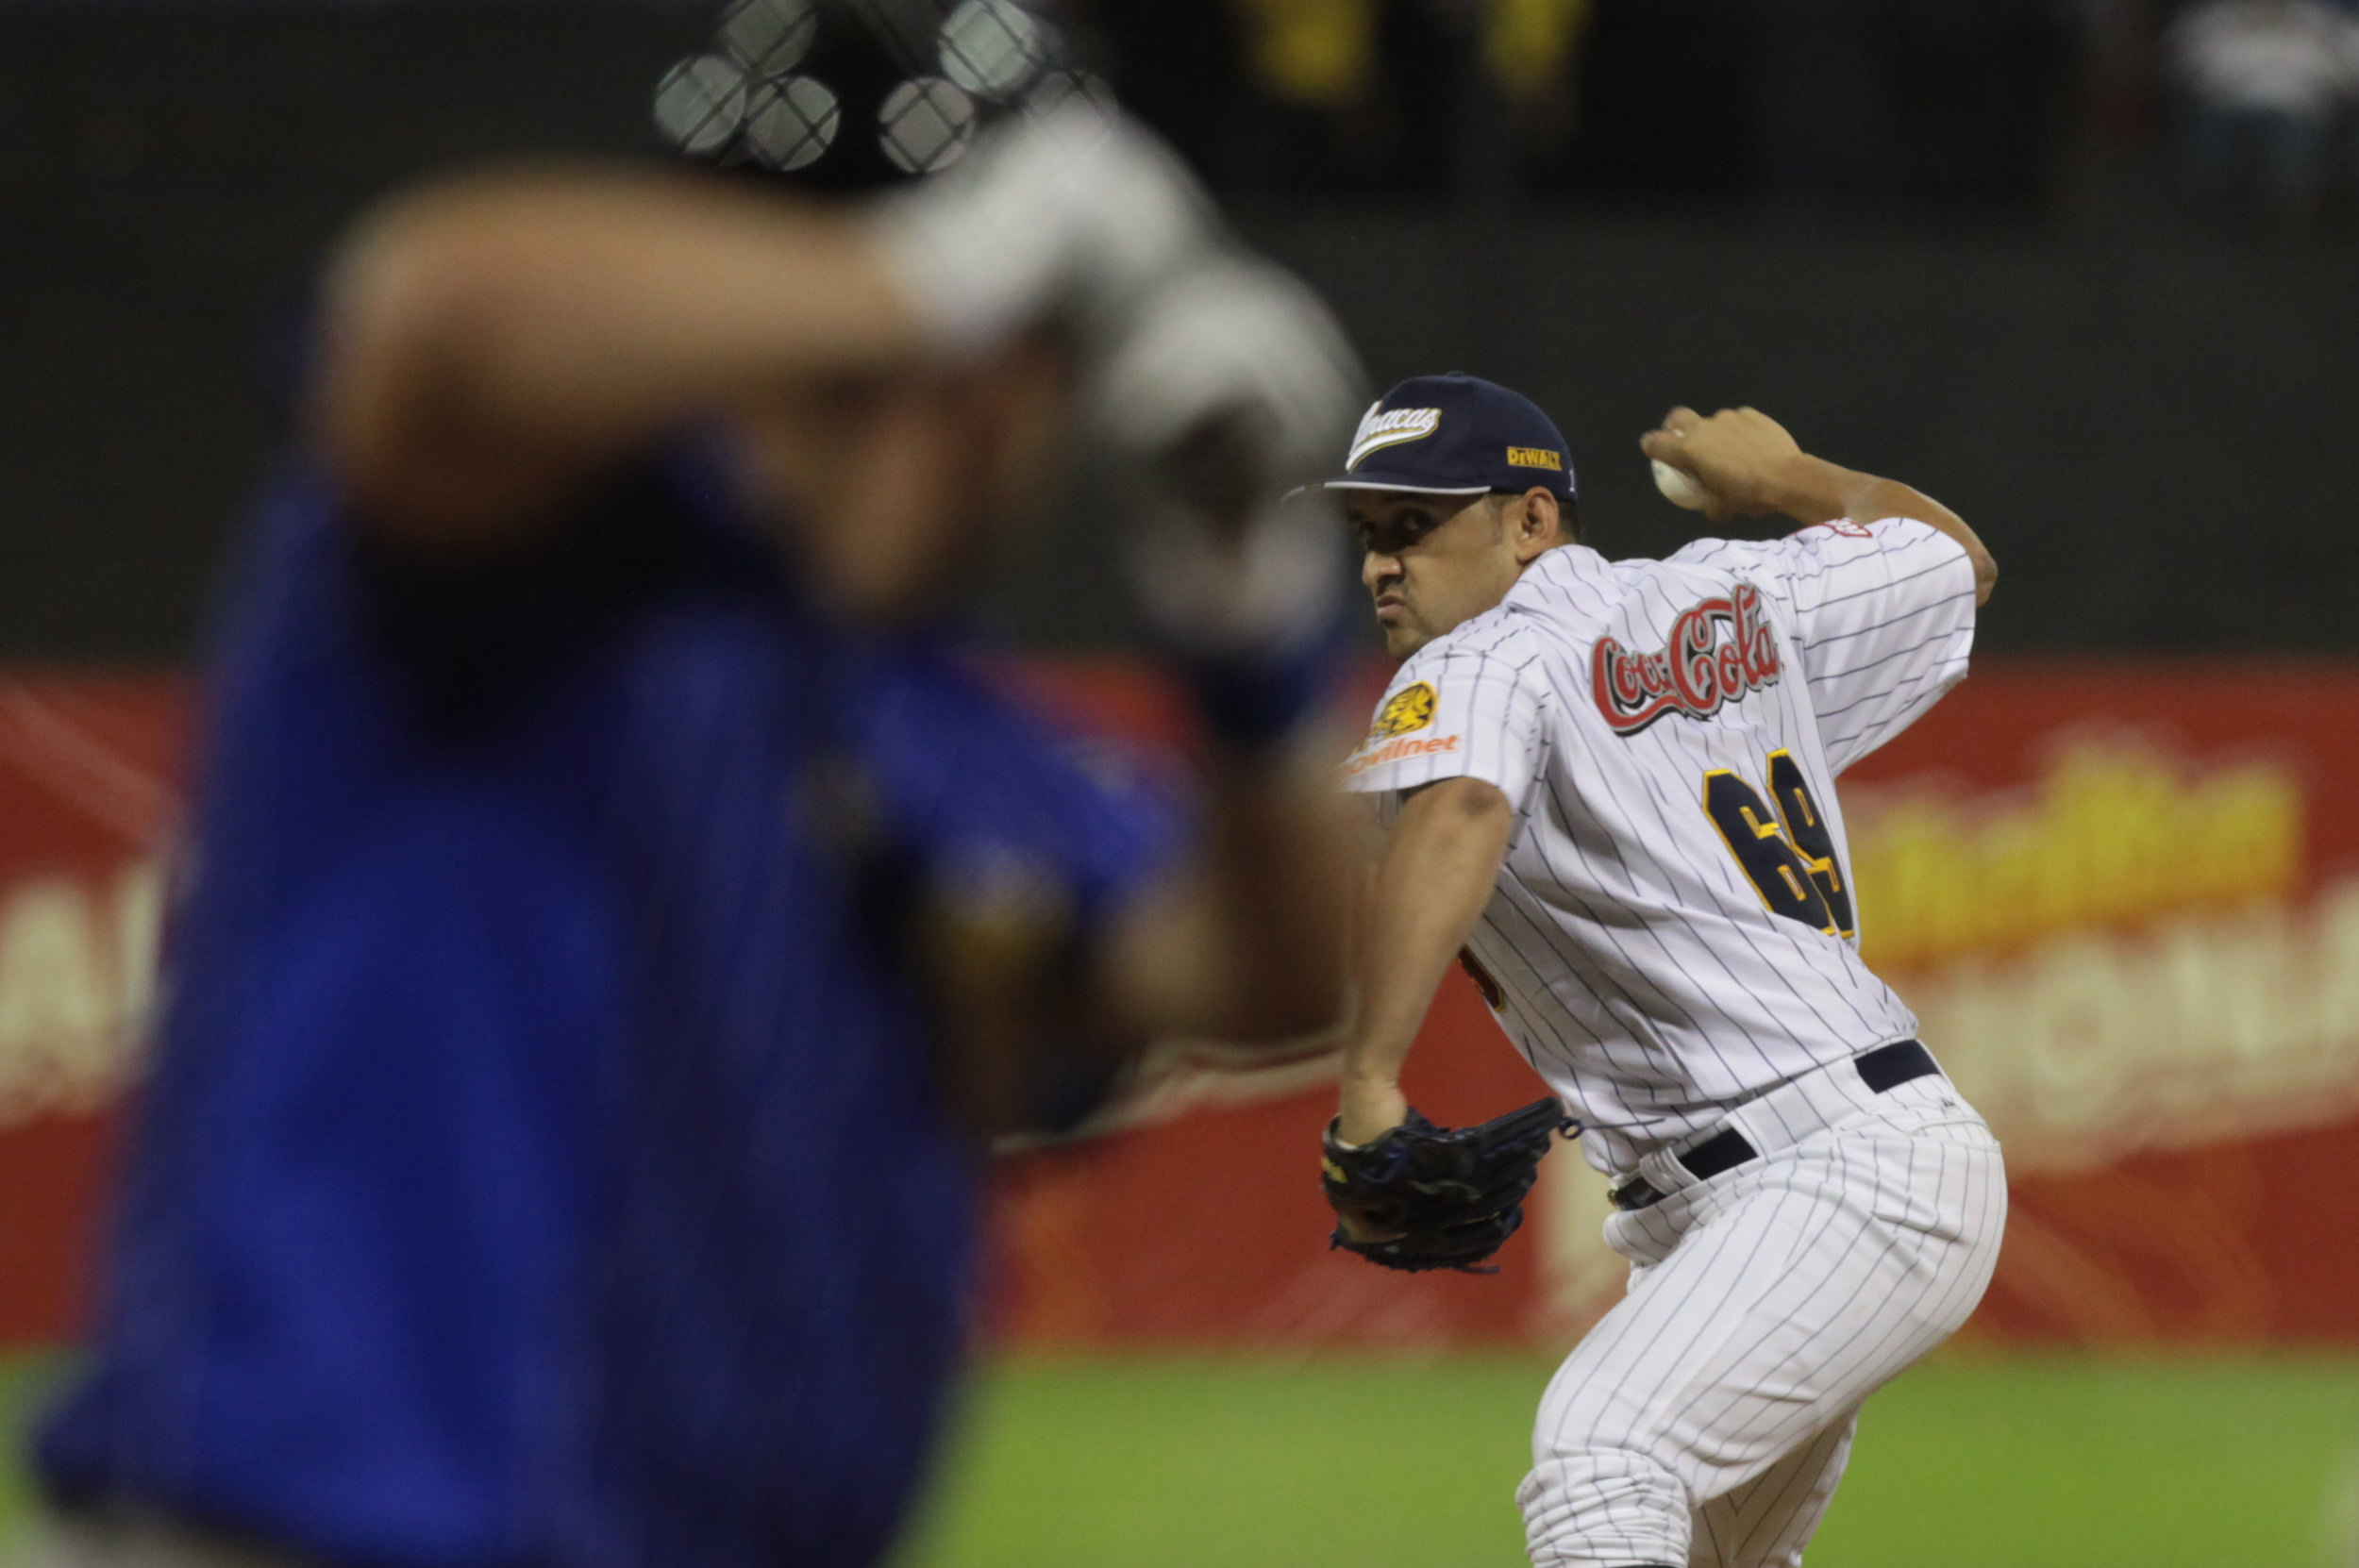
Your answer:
[0,1,2351,662]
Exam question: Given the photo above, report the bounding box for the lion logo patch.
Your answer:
[1370,682,1438,740]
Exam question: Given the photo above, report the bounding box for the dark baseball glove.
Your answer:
[1321,1098,1577,1274]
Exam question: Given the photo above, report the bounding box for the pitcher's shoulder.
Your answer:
[1505,543,1746,631]
[1421,596,1551,669]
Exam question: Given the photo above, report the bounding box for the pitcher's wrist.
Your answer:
[1764,453,1853,524]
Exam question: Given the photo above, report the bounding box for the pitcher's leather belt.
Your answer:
[1608,1040,1939,1212]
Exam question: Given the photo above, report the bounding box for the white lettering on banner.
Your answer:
[0,859,162,1130]
[1906,878,2359,1175]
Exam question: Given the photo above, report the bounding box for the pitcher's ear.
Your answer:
[1513,488,1562,559]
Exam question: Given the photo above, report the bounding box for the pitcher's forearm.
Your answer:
[1640,408,1997,607]
[1765,454,1997,606]
[1339,777,1512,1138]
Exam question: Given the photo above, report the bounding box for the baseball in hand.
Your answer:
[1651,459,1712,511]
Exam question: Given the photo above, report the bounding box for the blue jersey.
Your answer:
[37,449,1173,1568]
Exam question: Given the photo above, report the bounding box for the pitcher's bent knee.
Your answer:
[1519,1449,1690,1568]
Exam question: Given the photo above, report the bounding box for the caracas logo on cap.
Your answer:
[1347,404,1443,470]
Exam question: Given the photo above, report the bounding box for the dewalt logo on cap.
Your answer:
[1347,405,1443,470]
[1507,446,1563,471]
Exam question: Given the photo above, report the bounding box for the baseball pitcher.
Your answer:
[1321,374,2005,1568]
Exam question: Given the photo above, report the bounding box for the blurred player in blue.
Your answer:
[24,6,1362,1565]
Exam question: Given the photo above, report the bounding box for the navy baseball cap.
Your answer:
[1324,373,1577,502]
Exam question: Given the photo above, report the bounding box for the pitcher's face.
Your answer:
[1348,491,1523,659]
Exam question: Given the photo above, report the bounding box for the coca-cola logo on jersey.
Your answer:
[1590,581,1782,735]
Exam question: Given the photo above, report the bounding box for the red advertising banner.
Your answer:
[4,660,2358,1351]
[1844,662,2359,1344]
[0,678,185,1347]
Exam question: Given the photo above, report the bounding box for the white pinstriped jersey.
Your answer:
[1344,517,1977,1172]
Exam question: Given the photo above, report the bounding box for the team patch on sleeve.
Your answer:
[1344,681,1458,778]
[1369,681,1437,740]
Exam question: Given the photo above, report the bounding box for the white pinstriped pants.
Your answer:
[1519,1060,2007,1568]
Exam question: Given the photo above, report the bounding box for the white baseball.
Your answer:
[1651,459,1712,511]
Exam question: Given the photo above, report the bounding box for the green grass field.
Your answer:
[8,1350,2358,1566]
[1,1355,66,1560]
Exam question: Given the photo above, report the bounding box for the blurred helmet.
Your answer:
[652,0,1105,192]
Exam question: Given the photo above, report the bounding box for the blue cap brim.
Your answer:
[1321,475,1492,495]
